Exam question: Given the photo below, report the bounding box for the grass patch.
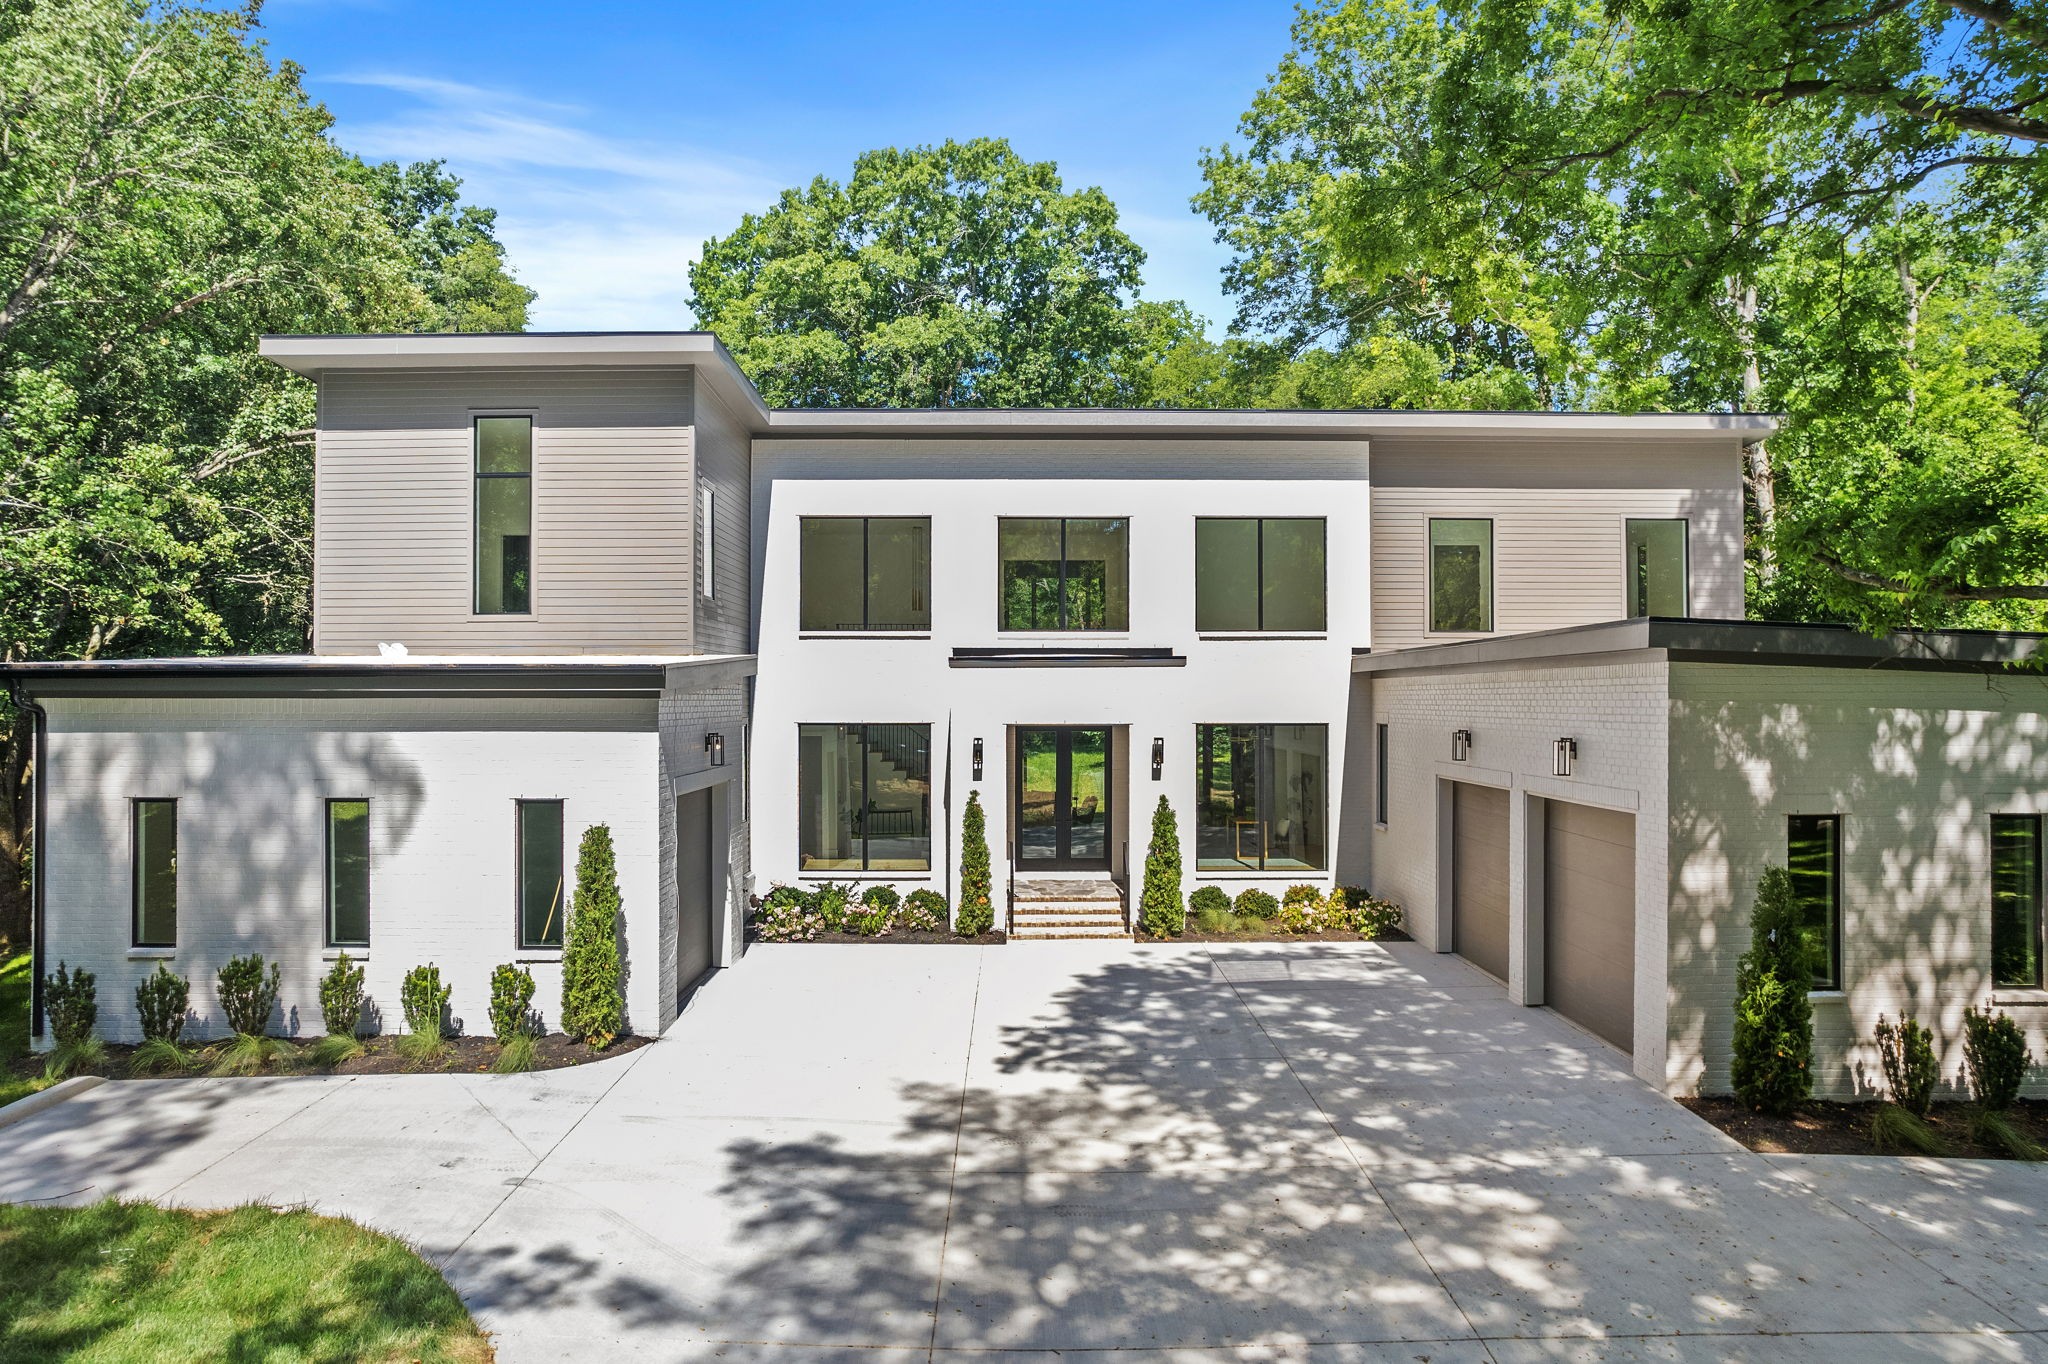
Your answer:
[127,1039,196,1077]
[0,951,28,1064]
[206,1033,287,1078]
[304,1034,363,1069]
[490,1033,538,1074]
[0,1199,491,1363]
[1970,1107,2048,1161]
[1870,1102,1949,1155]
[396,1025,450,1066]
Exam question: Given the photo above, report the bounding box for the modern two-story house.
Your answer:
[7,332,2046,1103]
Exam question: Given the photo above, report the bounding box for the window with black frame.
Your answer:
[800,517,931,630]
[1788,814,1843,990]
[475,416,533,614]
[1428,518,1492,632]
[1991,814,2043,988]
[326,799,370,948]
[997,518,1128,631]
[517,800,565,949]
[1375,723,1390,826]
[798,724,932,871]
[132,799,177,947]
[1195,724,1328,871]
[1195,518,1326,632]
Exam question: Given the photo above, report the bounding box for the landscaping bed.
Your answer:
[0,1199,491,1363]
[750,927,1006,945]
[1140,926,1412,944]
[1683,1096,2048,1160]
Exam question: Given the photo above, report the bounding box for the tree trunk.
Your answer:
[1734,278,1775,584]
[0,723,29,948]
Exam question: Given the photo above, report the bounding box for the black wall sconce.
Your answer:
[1553,736,1578,777]
[704,732,726,767]
[1150,737,1165,781]
[1451,728,1472,762]
[972,737,984,782]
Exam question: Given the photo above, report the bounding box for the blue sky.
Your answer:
[257,0,1303,334]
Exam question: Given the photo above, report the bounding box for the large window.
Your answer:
[1992,814,2043,988]
[798,724,932,871]
[1196,518,1326,632]
[800,517,931,631]
[1625,519,1689,617]
[326,799,370,948]
[517,800,565,949]
[1788,814,1843,990]
[475,416,534,614]
[132,799,177,947]
[1428,519,1493,633]
[1195,725,1328,871]
[998,518,1128,631]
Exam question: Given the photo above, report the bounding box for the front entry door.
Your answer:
[1016,727,1111,869]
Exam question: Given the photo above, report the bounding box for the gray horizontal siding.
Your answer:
[693,383,753,655]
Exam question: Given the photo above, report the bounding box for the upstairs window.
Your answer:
[698,480,716,601]
[1428,519,1492,633]
[1625,519,1690,617]
[517,800,565,949]
[326,799,370,948]
[998,518,1129,631]
[800,517,931,631]
[132,799,178,948]
[1196,518,1327,632]
[1788,814,1843,990]
[1991,814,2043,989]
[475,416,533,614]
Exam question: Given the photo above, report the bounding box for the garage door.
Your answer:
[1452,781,1510,981]
[677,788,716,994]
[1543,800,1636,1054]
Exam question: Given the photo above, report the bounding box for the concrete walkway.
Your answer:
[3,941,2044,1362]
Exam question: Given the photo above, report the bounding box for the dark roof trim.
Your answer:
[3,653,757,700]
[1350,618,2048,675]
[949,646,1188,669]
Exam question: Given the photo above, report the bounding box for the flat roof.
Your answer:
[1351,618,2048,675]
[258,332,1777,441]
[3,652,755,699]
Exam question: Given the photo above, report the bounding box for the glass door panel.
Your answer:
[1017,729,1061,863]
[1068,729,1108,863]
[1014,727,1113,869]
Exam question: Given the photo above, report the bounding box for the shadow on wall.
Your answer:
[1667,670,2048,1097]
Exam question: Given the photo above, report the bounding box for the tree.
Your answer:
[351,159,535,333]
[1137,796,1184,938]
[1730,866,1814,1115]
[561,824,624,1047]
[956,790,994,936]
[0,0,529,943]
[690,138,1150,408]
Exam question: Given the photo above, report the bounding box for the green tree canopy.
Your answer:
[689,138,1150,407]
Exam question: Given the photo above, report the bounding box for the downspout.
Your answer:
[6,679,46,1039]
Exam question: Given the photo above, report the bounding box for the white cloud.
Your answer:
[322,73,787,330]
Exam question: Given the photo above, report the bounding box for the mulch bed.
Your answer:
[1137,928,1414,945]
[747,929,1006,945]
[4,1032,648,1084]
[1682,1096,2048,1159]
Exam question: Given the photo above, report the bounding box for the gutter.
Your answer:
[5,678,45,1039]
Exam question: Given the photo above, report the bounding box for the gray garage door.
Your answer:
[1452,781,1511,981]
[1543,800,1636,1054]
[677,788,716,995]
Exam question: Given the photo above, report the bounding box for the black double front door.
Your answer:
[1015,727,1111,869]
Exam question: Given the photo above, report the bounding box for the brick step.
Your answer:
[1012,903,1127,917]
[1010,923,1131,940]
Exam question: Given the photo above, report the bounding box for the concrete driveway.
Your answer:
[3,941,2043,1362]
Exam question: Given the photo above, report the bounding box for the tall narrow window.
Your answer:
[1194,725,1328,871]
[698,479,716,600]
[800,517,932,630]
[1195,518,1327,632]
[998,518,1129,631]
[1375,723,1390,826]
[326,799,370,948]
[1991,814,2043,988]
[797,724,932,871]
[1428,519,1493,633]
[1625,519,1689,617]
[475,416,533,614]
[517,800,565,949]
[133,799,177,948]
[1788,814,1843,990]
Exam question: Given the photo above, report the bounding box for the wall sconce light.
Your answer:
[1553,736,1578,777]
[704,732,726,767]
[1151,737,1165,781]
[972,737,984,782]
[1451,729,1472,762]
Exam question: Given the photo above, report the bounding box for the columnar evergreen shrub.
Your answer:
[561,823,625,1048]
[1962,1006,2032,1111]
[135,964,189,1045]
[45,963,97,1048]
[1138,796,1184,938]
[490,964,537,1043]
[216,954,280,1037]
[1233,887,1279,921]
[957,790,995,936]
[318,953,366,1039]
[1730,865,1814,1115]
[400,964,450,1037]
[1875,1013,1940,1117]
[900,888,948,934]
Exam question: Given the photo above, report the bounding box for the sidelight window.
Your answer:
[1788,814,1843,990]
[517,800,565,949]
[326,799,370,948]
[1991,814,2043,988]
[132,799,178,948]
[475,416,533,614]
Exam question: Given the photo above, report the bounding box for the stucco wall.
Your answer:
[1668,662,2048,1099]
[38,694,666,1044]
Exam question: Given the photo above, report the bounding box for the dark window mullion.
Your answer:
[1057,520,1069,630]
[856,723,870,871]
[1254,520,1266,631]
[860,520,871,631]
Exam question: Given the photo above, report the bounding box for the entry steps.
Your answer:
[1009,876,1128,940]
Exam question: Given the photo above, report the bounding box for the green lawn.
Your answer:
[0,1201,492,1363]
[0,952,37,1111]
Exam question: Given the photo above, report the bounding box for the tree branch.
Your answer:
[1940,0,2048,47]
[1812,549,2048,600]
